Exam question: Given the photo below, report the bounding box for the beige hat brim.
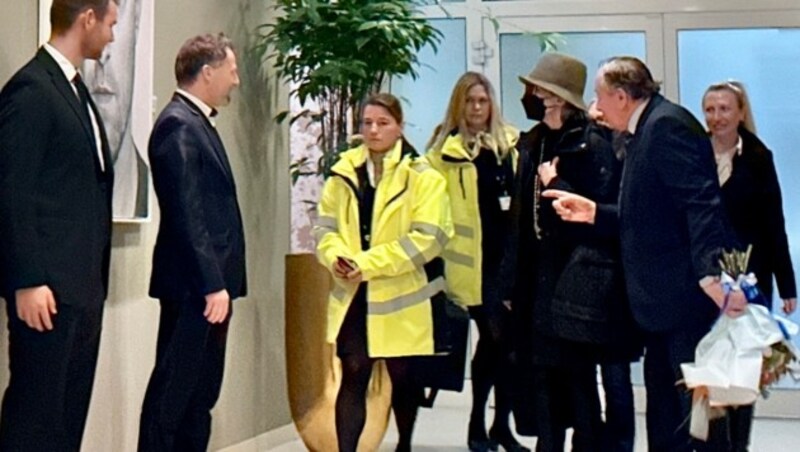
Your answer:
[519,75,587,111]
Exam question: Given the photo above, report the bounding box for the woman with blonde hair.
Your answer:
[315,93,452,452]
[426,72,526,452]
[702,80,796,451]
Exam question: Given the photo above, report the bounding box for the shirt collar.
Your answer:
[627,98,650,135]
[714,135,743,158]
[43,43,78,84]
[176,88,217,126]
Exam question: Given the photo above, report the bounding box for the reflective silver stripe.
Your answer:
[368,277,446,315]
[332,285,347,302]
[443,249,474,267]
[400,236,427,268]
[312,227,333,243]
[410,221,449,248]
[316,216,338,231]
[454,224,474,239]
[313,216,339,242]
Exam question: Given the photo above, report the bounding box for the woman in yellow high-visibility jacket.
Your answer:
[314,93,452,452]
[425,72,525,452]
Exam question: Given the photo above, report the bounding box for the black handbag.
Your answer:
[412,258,470,407]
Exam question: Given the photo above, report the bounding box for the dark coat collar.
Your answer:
[35,47,112,178]
[632,93,665,136]
[172,92,235,183]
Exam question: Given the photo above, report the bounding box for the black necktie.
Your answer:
[72,73,93,123]
[72,73,104,171]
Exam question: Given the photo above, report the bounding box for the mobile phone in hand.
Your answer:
[337,256,355,272]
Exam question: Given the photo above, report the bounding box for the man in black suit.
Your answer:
[138,33,246,452]
[0,1,117,450]
[543,57,746,451]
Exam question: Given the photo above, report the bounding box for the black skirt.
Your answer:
[337,284,368,357]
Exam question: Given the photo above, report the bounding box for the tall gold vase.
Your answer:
[285,254,392,451]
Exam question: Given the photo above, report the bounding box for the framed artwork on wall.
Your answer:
[39,0,154,222]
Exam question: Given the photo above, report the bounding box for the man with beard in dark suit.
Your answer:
[0,1,118,450]
[138,33,246,452]
[542,57,746,451]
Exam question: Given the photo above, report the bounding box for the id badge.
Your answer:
[499,195,511,211]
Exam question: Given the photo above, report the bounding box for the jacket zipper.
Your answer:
[384,175,409,209]
[459,167,466,199]
[332,172,360,226]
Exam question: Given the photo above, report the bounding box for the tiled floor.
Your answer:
[267,381,800,451]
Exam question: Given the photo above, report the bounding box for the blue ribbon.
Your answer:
[722,274,791,340]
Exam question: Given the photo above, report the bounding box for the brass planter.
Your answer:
[285,254,392,451]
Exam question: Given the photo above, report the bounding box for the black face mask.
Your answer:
[521,93,546,121]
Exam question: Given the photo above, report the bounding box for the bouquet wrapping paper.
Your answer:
[681,276,800,440]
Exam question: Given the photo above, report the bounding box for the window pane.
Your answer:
[392,18,467,152]
[499,31,646,130]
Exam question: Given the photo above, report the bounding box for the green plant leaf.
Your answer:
[256,0,442,179]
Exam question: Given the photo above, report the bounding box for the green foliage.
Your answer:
[255,0,442,180]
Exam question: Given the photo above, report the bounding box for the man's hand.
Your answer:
[541,189,597,224]
[701,280,747,318]
[204,289,230,324]
[783,298,797,315]
[15,286,57,332]
[537,157,559,186]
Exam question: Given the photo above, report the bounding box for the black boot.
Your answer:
[489,425,530,452]
[729,405,754,452]
[468,417,497,452]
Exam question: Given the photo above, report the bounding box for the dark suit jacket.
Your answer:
[720,127,796,303]
[597,94,731,332]
[148,94,247,302]
[0,48,113,306]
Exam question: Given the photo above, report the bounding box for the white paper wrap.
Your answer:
[681,304,799,439]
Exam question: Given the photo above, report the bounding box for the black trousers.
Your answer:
[601,362,635,452]
[643,327,727,452]
[138,298,231,452]
[533,364,603,452]
[0,298,103,452]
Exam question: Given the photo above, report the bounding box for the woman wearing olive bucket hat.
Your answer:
[502,53,629,452]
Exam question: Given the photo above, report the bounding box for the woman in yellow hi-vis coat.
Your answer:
[425,72,524,452]
[314,93,452,452]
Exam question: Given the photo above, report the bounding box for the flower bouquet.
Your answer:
[680,247,800,440]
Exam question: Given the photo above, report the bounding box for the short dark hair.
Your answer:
[175,33,235,87]
[51,0,114,34]
[599,56,661,100]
